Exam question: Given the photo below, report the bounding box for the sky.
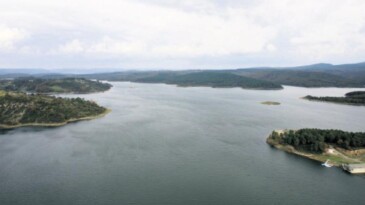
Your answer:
[0,0,365,70]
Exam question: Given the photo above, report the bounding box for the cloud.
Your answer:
[0,0,365,68]
[53,2,276,59]
[58,39,84,54]
[251,0,365,61]
[87,37,146,56]
[0,25,27,51]
[265,44,276,52]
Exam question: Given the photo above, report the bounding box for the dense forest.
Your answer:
[234,69,364,87]
[81,71,283,89]
[234,62,365,87]
[270,129,365,153]
[0,78,112,94]
[0,91,107,128]
[134,72,283,89]
[304,91,365,105]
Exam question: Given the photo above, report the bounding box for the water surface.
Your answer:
[1,83,364,205]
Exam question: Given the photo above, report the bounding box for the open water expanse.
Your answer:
[1,82,364,205]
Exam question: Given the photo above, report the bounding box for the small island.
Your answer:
[261,101,280,105]
[267,129,365,173]
[0,91,109,129]
[304,91,365,106]
[0,77,112,94]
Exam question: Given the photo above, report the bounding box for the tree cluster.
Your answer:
[272,129,365,153]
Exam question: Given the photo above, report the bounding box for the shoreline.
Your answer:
[266,136,341,166]
[0,109,111,129]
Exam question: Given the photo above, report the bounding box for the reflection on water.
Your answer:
[0,82,364,205]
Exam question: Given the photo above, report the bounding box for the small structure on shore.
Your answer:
[322,160,333,168]
[342,163,365,174]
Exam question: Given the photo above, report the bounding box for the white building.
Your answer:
[342,163,365,174]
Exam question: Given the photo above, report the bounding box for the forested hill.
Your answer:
[0,91,108,129]
[234,62,365,87]
[81,71,283,90]
[80,62,365,88]
[134,72,283,89]
[233,69,363,87]
[2,61,365,88]
[0,78,112,94]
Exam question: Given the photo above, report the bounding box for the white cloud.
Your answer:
[0,26,27,51]
[266,44,276,52]
[58,39,84,54]
[87,37,146,56]
[0,0,365,68]
[251,0,365,61]
[50,1,275,58]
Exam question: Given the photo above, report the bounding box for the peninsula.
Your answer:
[267,129,365,173]
[0,77,112,94]
[0,91,109,129]
[304,91,365,106]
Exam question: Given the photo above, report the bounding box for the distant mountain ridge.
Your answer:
[0,69,49,75]
[237,62,365,71]
[1,61,365,88]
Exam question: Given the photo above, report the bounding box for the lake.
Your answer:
[1,82,364,205]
